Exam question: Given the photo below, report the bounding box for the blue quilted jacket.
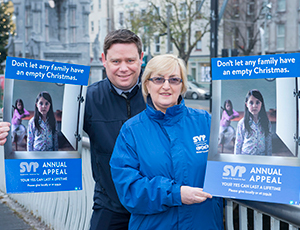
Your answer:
[110,98,223,230]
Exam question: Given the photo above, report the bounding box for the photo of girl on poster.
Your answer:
[219,99,239,153]
[11,99,30,146]
[234,89,272,156]
[214,78,294,159]
[27,91,58,151]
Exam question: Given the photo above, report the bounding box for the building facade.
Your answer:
[11,0,90,65]
[89,0,223,83]
[89,0,114,61]
[222,0,300,57]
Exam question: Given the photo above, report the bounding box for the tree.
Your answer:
[125,0,210,64]
[223,0,271,56]
[0,1,14,72]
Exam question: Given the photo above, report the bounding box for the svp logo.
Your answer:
[193,135,209,153]
[223,165,246,177]
[20,162,39,173]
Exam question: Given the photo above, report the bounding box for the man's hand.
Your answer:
[0,122,11,145]
[180,186,212,205]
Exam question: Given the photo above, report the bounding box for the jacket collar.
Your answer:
[145,95,186,124]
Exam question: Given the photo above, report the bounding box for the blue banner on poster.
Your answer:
[212,53,300,80]
[5,159,82,193]
[204,161,300,205]
[5,56,90,85]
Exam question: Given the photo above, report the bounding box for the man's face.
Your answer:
[102,43,143,91]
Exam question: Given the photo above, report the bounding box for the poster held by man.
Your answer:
[3,56,89,193]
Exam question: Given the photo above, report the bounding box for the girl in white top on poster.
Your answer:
[234,89,272,155]
[27,91,58,151]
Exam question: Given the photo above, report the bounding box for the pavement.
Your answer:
[0,191,51,230]
[0,201,32,230]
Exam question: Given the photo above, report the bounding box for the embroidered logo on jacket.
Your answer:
[193,135,209,153]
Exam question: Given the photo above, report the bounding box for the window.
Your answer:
[129,11,134,21]
[141,9,146,20]
[247,27,253,48]
[98,20,101,33]
[180,3,187,20]
[155,35,160,53]
[166,36,173,53]
[196,40,202,50]
[182,35,187,51]
[91,21,94,33]
[169,41,173,53]
[90,1,93,11]
[166,5,172,19]
[119,12,124,26]
[71,7,76,43]
[201,65,211,82]
[264,26,269,51]
[142,36,147,52]
[191,68,196,81]
[234,27,239,48]
[45,8,49,42]
[276,24,285,50]
[195,0,202,19]
[233,1,239,17]
[277,0,286,12]
[247,0,255,15]
[98,0,101,10]
[196,31,202,50]
[153,7,160,21]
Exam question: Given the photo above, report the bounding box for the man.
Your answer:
[83,29,146,230]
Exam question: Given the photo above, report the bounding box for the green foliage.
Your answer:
[0,1,14,70]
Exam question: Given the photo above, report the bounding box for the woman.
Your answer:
[110,54,223,229]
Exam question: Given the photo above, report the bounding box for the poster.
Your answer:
[204,53,300,204]
[3,56,90,193]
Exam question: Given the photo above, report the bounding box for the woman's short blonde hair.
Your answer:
[141,54,188,101]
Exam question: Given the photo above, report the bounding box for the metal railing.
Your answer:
[225,199,300,230]
[0,137,300,229]
[0,138,94,230]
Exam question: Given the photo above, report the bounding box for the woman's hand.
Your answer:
[180,186,212,205]
[0,122,10,145]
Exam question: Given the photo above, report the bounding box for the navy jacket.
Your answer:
[110,98,223,229]
[84,77,146,213]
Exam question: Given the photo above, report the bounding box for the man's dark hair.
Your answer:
[103,29,142,58]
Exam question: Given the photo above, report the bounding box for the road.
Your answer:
[185,98,211,112]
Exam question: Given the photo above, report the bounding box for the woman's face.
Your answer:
[17,102,23,110]
[36,97,51,117]
[146,65,182,113]
[246,95,262,117]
